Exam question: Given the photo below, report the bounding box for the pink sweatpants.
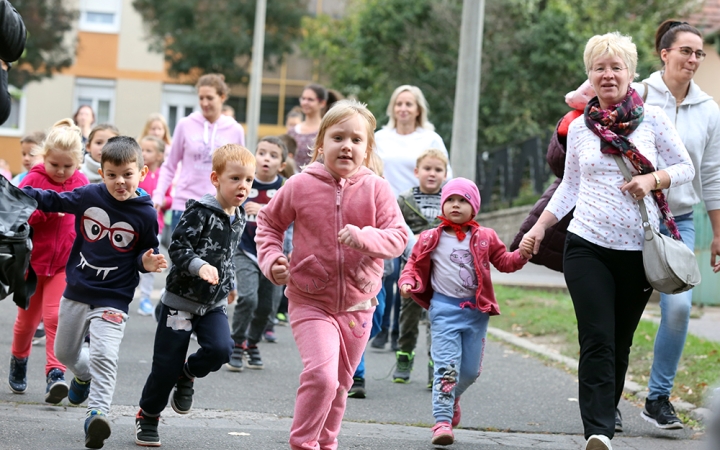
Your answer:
[288,301,374,450]
[11,271,67,375]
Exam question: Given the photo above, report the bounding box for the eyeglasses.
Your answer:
[592,66,627,75]
[666,46,706,61]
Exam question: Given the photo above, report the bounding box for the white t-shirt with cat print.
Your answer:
[430,229,478,298]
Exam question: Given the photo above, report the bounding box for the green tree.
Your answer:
[302,0,700,151]
[132,0,306,84]
[9,0,77,88]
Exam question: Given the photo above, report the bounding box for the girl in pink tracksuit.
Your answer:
[256,99,408,450]
[399,178,532,446]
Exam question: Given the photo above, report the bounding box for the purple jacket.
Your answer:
[509,120,573,272]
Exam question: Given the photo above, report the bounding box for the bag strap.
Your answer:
[612,154,654,241]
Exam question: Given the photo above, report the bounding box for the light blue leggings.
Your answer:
[648,213,695,400]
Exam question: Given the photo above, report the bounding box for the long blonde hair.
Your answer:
[140,113,172,146]
[384,85,434,131]
[309,99,377,168]
[41,119,84,165]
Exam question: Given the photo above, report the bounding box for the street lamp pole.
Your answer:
[449,0,485,182]
[245,0,267,151]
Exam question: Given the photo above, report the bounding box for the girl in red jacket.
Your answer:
[8,118,89,403]
[256,99,408,450]
[399,177,533,446]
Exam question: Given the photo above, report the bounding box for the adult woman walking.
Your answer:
[371,85,451,383]
[521,32,694,450]
[638,20,720,430]
[73,105,95,147]
[287,84,327,169]
[152,73,245,231]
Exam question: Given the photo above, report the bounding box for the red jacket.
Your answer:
[399,225,527,316]
[19,164,89,276]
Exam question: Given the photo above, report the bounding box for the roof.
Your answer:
[687,0,720,37]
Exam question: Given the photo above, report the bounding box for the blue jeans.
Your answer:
[354,284,386,379]
[648,213,695,400]
[170,209,184,233]
[380,258,401,334]
[429,292,489,423]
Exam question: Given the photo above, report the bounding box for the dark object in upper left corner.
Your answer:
[0,0,26,125]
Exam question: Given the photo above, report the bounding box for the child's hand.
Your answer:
[228,289,237,304]
[519,237,535,260]
[271,256,290,285]
[244,201,262,216]
[400,283,416,298]
[142,250,168,273]
[338,225,361,249]
[199,264,219,285]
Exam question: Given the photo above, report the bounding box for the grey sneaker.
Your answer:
[392,351,414,383]
[225,344,245,372]
[245,345,264,369]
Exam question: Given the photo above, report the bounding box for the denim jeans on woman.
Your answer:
[647,213,695,400]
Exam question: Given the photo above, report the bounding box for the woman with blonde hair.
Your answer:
[521,32,695,450]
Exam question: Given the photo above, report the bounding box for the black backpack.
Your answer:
[0,176,37,309]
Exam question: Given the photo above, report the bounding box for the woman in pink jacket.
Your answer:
[9,119,89,402]
[255,99,408,450]
[399,178,531,446]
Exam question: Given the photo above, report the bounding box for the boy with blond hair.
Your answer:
[393,148,448,385]
[135,144,255,447]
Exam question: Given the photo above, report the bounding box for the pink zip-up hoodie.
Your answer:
[256,162,408,313]
[152,112,245,210]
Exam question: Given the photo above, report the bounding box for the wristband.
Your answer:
[652,172,661,190]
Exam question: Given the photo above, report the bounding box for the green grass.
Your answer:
[492,285,720,407]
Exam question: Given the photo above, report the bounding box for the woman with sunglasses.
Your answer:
[637,20,720,431]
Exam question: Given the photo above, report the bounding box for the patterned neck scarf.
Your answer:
[584,87,680,240]
[437,216,479,242]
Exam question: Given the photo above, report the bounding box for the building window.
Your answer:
[79,0,121,33]
[74,78,116,124]
[0,85,26,136]
[162,84,198,135]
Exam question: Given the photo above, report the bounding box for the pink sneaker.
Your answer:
[431,421,454,446]
[452,397,461,427]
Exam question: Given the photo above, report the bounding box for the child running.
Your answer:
[10,131,45,186]
[255,99,408,449]
[80,124,120,183]
[399,177,533,446]
[20,136,167,449]
[393,148,448,386]
[135,144,254,447]
[227,136,287,371]
[136,136,172,316]
[8,119,89,401]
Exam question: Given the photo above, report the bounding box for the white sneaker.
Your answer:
[585,434,612,450]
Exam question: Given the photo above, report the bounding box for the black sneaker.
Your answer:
[370,329,388,349]
[68,376,91,405]
[225,344,245,372]
[171,375,194,414]
[641,396,683,429]
[615,408,623,432]
[135,409,161,447]
[44,368,69,404]
[8,355,28,394]
[392,351,414,383]
[246,345,264,369]
[348,377,366,399]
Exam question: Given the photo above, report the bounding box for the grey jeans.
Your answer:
[230,252,281,345]
[54,297,128,416]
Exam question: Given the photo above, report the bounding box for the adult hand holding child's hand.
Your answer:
[199,264,219,285]
[142,249,168,273]
[271,256,290,285]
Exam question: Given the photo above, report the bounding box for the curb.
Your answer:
[486,326,705,422]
